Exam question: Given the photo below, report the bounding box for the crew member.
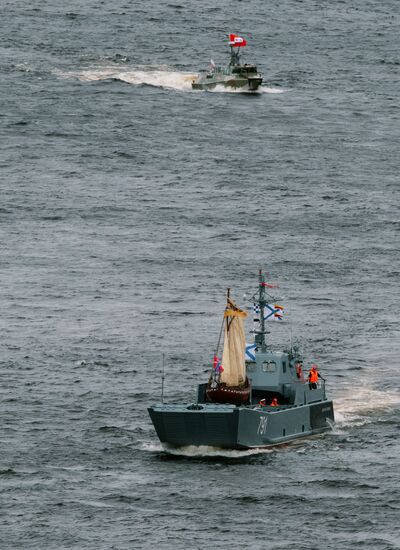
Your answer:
[259,398,267,407]
[295,361,304,380]
[308,364,320,389]
[270,397,278,407]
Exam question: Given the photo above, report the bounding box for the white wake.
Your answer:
[56,66,198,91]
[334,385,400,428]
[141,441,274,458]
[55,66,285,94]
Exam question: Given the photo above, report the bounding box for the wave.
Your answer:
[0,468,17,476]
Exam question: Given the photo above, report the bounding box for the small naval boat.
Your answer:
[148,271,334,449]
[191,33,263,92]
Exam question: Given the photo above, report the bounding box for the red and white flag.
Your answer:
[229,34,247,47]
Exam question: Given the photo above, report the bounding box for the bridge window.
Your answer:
[262,361,276,373]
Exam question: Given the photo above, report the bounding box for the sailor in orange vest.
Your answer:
[308,364,320,389]
[270,397,278,407]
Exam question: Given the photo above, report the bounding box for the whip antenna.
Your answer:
[161,353,165,404]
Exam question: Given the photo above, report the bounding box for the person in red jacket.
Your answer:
[295,361,304,381]
[270,397,278,407]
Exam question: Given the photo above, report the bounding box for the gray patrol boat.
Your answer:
[191,34,263,92]
[148,271,334,449]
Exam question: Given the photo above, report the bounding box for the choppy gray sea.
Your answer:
[1,0,399,548]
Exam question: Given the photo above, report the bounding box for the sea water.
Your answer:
[1,0,399,548]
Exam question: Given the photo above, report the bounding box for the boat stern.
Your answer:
[247,76,263,90]
[148,403,241,448]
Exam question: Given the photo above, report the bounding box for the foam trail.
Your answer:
[261,86,286,94]
[56,67,197,91]
[209,85,257,94]
[209,84,286,94]
[334,385,400,427]
[141,442,273,458]
[117,70,197,90]
[55,66,286,94]
[141,442,165,453]
[165,445,275,458]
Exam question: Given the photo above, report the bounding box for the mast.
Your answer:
[229,46,240,67]
[225,287,230,337]
[255,269,268,352]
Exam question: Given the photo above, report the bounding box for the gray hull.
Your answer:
[148,400,334,449]
[192,76,262,92]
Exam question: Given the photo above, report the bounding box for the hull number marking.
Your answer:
[257,416,268,435]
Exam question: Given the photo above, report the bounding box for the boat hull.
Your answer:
[192,76,263,91]
[148,400,334,449]
[206,383,250,405]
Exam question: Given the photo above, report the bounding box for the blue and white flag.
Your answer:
[245,342,257,361]
[264,303,284,321]
[253,303,284,323]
